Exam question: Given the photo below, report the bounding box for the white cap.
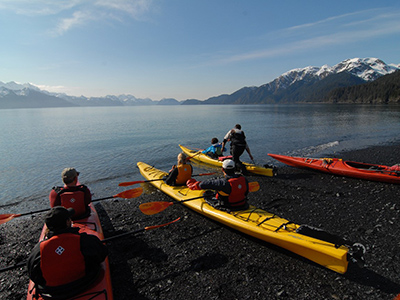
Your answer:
[222,159,235,170]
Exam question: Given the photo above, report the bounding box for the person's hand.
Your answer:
[186,179,196,186]
[187,180,202,190]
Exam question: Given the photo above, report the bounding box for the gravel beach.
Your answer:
[1,144,400,300]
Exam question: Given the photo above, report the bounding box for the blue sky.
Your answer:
[1,1,399,101]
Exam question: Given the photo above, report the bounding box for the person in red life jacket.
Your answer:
[164,152,193,186]
[221,124,254,175]
[49,168,92,220]
[186,159,249,211]
[27,206,108,298]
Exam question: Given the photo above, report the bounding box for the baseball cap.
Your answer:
[62,168,80,181]
[45,206,75,231]
[222,159,235,170]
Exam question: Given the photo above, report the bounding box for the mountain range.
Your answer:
[1,57,399,109]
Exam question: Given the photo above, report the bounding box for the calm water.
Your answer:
[1,104,400,212]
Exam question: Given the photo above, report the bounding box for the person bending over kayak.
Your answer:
[202,137,226,159]
[27,207,108,299]
[164,152,193,186]
[186,159,249,211]
[221,124,254,175]
[49,168,92,220]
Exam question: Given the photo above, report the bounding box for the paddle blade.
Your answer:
[118,180,145,187]
[0,214,21,225]
[115,187,143,199]
[145,217,181,230]
[249,182,260,192]
[197,172,216,176]
[139,201,173,215]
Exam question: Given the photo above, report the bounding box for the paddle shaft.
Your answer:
[0,187,143,224]
[118,172,216,187]
[102,217,180,242]
[143,173,214,184]
[14,196,114,218]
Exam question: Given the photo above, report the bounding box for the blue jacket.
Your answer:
[202,143,226,156]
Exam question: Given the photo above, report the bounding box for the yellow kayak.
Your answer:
[179,144,276,177]
[137,162,365,274]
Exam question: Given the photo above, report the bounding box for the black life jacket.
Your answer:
[230,130,246,147]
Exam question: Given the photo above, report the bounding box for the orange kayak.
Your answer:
[26,204,113,300]
[268,153,400,184]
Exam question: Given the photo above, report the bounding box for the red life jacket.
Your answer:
[55,186,87,217]
[175,164,192,185]
[40,233,86,287]
[217,176,247,207]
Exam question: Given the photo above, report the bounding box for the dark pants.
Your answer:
[231,145,247,175]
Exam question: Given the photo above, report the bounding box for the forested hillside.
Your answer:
[326,70,400,103]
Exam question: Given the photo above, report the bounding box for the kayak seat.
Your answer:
[218,155,233,161]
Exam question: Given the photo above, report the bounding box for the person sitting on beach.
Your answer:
[201,137,226,159]
[164,152,193,186]
[49,168,92,220]
[27,207,108,298]
[186,159,249,211]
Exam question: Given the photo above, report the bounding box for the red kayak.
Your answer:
[27,204,113,300]
[268,154,400,184]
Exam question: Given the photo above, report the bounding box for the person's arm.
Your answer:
[83,186,92,205]
[202,145,213,154]
[80,233,108,264]
[246,146,254,161]
[164,167,179,185]
[27,243,46,286]
[49,189,60,208]
[222,130,233,151]
[197,178,231,195]
[220,143,227,152]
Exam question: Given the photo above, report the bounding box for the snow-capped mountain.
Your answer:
[263,58,399,93]
[192,57,400,105]
[1,57,399,108]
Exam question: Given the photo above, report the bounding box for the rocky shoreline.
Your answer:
[1,144,400,299]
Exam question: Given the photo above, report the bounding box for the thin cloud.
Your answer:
[218,8,400,65]
[0,0,81,16]
[51,10,92,36]
[95,0,154,19]
[284,8,382,32]
[0,0,155,36]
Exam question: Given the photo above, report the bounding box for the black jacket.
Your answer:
[27,227,108,296]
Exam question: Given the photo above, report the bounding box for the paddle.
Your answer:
[118,172,216,187]
[140,195,205,215]
[0,217,180,273]
[186,151,202,161]
[139,181,260,215]
[0,187,143,225]
[102,217,180,242]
